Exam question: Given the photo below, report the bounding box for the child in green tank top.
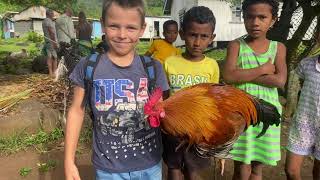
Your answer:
[222,0,287,179]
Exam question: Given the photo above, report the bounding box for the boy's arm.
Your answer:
[223,40,275,84]
[47,22,57,48]
[64,86,85,179]
[251,43,287,89]
[68,18,76,39]
[211,60,220,83]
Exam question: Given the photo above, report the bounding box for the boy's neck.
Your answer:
[164,39,173,45]
[245,35,268,43]
[183,52,205,62]
[107,51,135,67]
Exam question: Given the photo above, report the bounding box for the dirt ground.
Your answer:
[0,74,315,180]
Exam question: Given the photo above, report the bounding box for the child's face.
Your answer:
[102,3,145,56]
[180,22,215,59]
[243,3,276,39]
[163,24,178,44]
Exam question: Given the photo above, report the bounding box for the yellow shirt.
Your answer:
[164,55,220,95]
[146,39,181,64]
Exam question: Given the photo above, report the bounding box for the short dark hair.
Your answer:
[46,9,53,16]
[101,0,145,25]
[242,0,279,18]
[78,11,86,21]
[182,6,216,32]
[163,20,178,32]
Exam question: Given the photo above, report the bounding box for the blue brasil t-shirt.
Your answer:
[70,54,169,172]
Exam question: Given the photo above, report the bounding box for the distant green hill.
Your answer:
[0,0,165,18]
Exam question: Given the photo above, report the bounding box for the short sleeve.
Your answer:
[69,57,87,88]
[211,60,220,83]
[295,58,308,80]
[154,60,169,91]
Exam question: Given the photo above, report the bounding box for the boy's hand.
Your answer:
[260,58,275,75]
[65,161,81,180]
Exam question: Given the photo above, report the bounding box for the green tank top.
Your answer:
[236,38,282,114]
[230,38,282,166]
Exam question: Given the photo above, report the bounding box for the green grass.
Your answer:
[0,35,39,53]
[136,40,151,54]
[19,167,32,177]
[37,159,57,172]
[205,49,227,61]
[18,159,58,177]
[0,128,64,155]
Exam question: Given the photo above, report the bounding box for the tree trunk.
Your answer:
[283,4,316,118]
[283,66,300,120]
[267,0,297,43]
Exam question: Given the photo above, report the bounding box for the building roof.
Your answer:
[1,11,19,21]
[12,6,59,21]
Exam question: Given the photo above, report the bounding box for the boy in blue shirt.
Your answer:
[64,0,169,179]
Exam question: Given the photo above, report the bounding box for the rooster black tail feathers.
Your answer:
[253,98,281,138]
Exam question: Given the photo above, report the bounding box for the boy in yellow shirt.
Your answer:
[163,6,219,180]
[145,20,181,64]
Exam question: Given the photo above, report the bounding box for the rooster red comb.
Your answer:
[144,87,163,127]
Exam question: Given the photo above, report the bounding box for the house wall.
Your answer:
[32,20,44,35]
[92,21,103,39]
[142,16,171,39]
[169,0,197,46]
[14,21,32,37]
[170,0,247,46]
[198,0,246,42]
[3,20,15,39]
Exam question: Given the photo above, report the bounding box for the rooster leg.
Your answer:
[175,140,188,152]
[220,159,225,176]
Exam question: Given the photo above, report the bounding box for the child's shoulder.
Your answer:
[300,55,318,66]
[227,39,241,49]
[153,39,166,44]
[203,56,219,66]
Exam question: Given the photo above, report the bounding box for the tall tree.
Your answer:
[267,0,320,118]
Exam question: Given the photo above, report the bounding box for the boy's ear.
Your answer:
[211,34,216,42]
[100,17,105,33]
[139,22,147,37]
[179,29,185,40]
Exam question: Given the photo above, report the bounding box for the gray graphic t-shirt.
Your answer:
[70,54,169,172]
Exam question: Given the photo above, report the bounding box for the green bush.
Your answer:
[27,31,43,44]
[29,48,41,58]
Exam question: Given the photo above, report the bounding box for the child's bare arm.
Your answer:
[64,86,86,179]
[252,43,287,89]
[223,40,275,84]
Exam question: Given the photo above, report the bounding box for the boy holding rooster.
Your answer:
[163,6,220,180]
[64,0,169,179]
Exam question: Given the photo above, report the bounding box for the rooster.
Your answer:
[144,83,280,158]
